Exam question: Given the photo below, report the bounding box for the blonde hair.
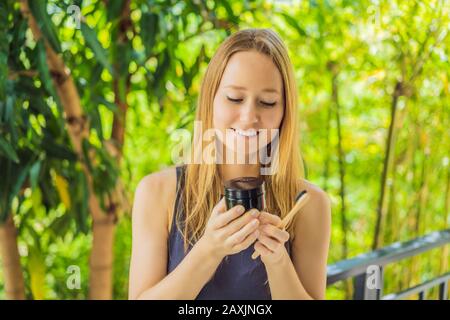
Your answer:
[179,28,304,251]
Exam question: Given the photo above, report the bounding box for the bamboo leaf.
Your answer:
[106,0,124,21]
[36,39,57,97]
[89,106,104,141]
[53,172,71,210]
[92,95,118,113]
[48,212,72,239]
[28,0,62,53]
[0,0,8,102]
[41,136,77,161]
[31,187,43,216]
[279,12,307,37]
[29,161,41,190]
[81,138,93,173]
[0,136,19,163]
[153,50,170,90]
[141,12,158,58]
[75,170,89,234]
[218,0,239,25]
[80,22,113,74]
[10,160,33,203]
[28,245,47,300]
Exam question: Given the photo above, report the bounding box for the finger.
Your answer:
[232,229,259,253]
[258,211,282,226]
[222,209,260,236]
[257,234,281,252]
[214,204,246,229]
[211,197,227,216]
[225,218,259,247]
[253,241,272,258]
[259,224,290,242]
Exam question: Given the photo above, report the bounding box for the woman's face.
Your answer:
[213,50,284,162]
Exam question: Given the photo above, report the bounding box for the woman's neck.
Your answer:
[218,163,261,183]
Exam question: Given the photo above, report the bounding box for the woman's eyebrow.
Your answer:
[224,84,280,94]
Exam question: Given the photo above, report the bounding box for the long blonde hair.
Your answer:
[179,28,304,251]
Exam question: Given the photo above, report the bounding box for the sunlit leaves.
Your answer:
[0,136,19,163]
[28,0,62,54]
[80,22,113,74]
[52,171,71,210]
[28,244,47,300]
[36,40,57,98]
[141,12,159,58]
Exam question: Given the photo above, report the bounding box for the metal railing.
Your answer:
[326,229,450,300]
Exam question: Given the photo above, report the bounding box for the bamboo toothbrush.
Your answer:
[251,190,310,260]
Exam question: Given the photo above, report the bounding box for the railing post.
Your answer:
[353,265,384,300]
[438,281,448,300]
[353,273,366,300]
[418,291,425,300]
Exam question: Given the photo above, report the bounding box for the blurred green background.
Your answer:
[0,0,449,299]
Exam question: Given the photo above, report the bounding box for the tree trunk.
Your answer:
[323,100,332,192]
[111,0,131,162]
[327,61,350,298]
[89,216,116,299]
[20,0,118,299]
[414,135,429,237]
[372,81,403,250]
[89,0,133,299]
[328,62,348,259]
[0,215,25,300]
[440,168,449,274]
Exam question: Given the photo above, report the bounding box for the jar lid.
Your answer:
[224,176,265,199]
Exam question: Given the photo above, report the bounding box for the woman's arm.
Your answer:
[290,186,331,299]
[254,185,331,299]
[128,169,223,300]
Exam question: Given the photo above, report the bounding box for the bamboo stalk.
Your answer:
[372,81,403,250]
[19,0,117,299]
[0,215,25,300]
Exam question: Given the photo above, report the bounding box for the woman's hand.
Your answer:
[199,197,261,260]
[253,211,290,265]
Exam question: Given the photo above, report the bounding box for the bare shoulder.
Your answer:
[133,166,178,233]
[299,179,331,209]
[295,179,332,228]
[136,166,177,193]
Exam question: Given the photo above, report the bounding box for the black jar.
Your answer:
[223,176,266,212]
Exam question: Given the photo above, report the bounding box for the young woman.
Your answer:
[129,28,331,300]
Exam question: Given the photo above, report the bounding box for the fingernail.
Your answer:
[252,219,259,226]
[251,209,259,217]
[236,205,245,214]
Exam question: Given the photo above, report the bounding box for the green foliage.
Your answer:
[80,22,113,74]
[28,0,62,54]
[1,0,449,300]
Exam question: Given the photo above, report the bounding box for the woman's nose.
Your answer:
[239,101,259,124]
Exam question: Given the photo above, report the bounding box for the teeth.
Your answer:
[235,128,258,137]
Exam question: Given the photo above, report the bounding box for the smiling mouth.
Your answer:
[231,128,260,137]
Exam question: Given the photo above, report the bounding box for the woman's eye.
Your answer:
[227,96,243,103]
[260,101,277,107]
[226,96,276,107]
